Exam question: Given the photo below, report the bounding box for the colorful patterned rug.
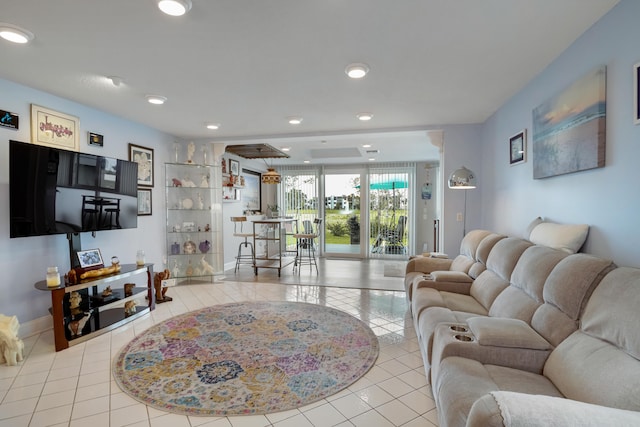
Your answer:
[113,301,379,416]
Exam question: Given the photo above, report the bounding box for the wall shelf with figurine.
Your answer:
[165,162,223,282]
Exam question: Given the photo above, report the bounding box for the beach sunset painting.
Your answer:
[532,66,606,179]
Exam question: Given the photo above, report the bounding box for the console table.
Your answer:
[34,263,154,351]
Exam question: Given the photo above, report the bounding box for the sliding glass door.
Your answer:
[323,170,365,257]
[279,163,415,259]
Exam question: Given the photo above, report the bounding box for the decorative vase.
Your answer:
[171,242,180,255]
[199,240,211,253]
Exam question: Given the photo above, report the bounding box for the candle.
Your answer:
[46,266,60,287]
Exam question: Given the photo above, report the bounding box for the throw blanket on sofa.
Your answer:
[490,391,640,427]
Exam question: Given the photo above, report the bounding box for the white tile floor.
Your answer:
[0,281,438,427]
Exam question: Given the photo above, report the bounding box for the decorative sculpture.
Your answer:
[124,300,137,316]
[186,141,195,164]
[154,269,173,303]
[0,314,24,366]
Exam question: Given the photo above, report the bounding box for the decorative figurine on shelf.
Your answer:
[172,259,180,279]
[183,238,196,254]
[197,193,204,210]
[67,291,91,337]
[204,223,211,232]
[186,141,196,164]
[239,175,245,187]
[172,177,182,187]
[182,176,196,187]
[101,286,113,297]
[154,269,173,303]
[124,283,135,297]
[201,146,208,165]
[221,158,227,174]
[171,242,180,255]
[124,300,137,317]
[186,260,194,277]
[200,174,209,188]
[200,256,215,275]
[199,240,211,253]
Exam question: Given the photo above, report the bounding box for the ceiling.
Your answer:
[0,0,619,165]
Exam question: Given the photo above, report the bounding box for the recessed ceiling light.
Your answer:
[206,123,220,130]
[288,117,303,125]
[0,23,34,44]
[368,158,376,161]
[357,113,373,121]
[281,147,291,152]
[146,95,167,105]
[303,160,310,164]
[157,0,192,16]
[362,144,371,148]
[345,63,370,79]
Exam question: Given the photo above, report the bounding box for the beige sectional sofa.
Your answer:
[406,229,640,427]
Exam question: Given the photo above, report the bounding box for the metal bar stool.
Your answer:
[231,216,255,272]
[293,218,322,273]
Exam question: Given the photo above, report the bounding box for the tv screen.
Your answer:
[9,140,138,238]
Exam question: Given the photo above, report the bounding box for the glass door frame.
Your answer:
[321,166,369,259]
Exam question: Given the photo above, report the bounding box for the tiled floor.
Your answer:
[0,260,438,427]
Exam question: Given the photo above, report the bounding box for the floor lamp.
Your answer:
[448,166,477,237]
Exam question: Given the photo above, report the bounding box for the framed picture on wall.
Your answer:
[634,62,640,125]
[242,168,261,211]
[137,188,152,216]
[229,159,239,175]
[129,143,154,187]
[30,104,80,151]
[509,130,526,166]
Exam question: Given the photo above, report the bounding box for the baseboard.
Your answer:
[19,315,52,339]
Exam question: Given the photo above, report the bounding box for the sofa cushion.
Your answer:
[580,266,640,360]
[544,332,640,411]
[470,238,532,311]
[435,357,563,427]
[467,317,552,350]
[489,246,568,322]
[543,267,640,411]
[542,254,614,321]
[529,222,589,254]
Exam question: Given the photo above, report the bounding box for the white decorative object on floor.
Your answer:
[0,314,24,366]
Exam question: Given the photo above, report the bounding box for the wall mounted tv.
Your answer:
[9,140,138,238]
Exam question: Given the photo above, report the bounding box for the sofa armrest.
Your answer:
[429,322,552,386]
[467,317,552,350]
[405,256,453,275]
[467,391,640,427]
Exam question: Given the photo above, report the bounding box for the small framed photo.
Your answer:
[509,130,527,166]
[88,132,104,147]
[77,249,104,269]
[634,62,640,125]
[229,159,239,175]
[137,188,152,216]
[129,143,154,187]
[182,221,196,232]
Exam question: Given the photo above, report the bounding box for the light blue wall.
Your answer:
[480,0,640,267]
[0,78,175,324]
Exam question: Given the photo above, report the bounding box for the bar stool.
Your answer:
[293,218,322,273]
[231,216,255,272]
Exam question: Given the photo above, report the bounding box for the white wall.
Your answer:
[480,0,640,267]
[0,78,175,326]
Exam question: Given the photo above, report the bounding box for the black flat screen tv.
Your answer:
[9,140,138,238]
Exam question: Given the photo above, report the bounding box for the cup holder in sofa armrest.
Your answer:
[450,325,469,333]
[454,334,474,342]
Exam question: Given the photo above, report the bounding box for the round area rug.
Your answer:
[113,301,379,416]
